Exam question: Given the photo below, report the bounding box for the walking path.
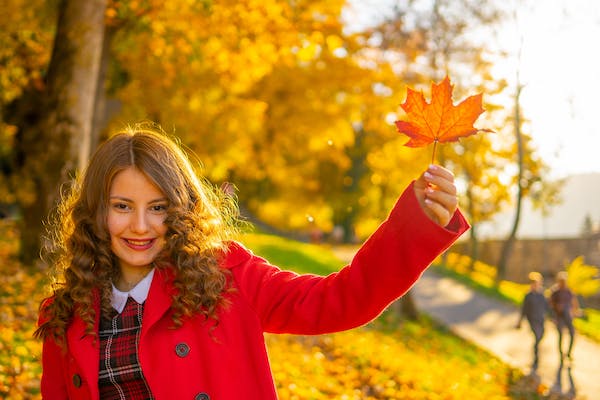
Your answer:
[411,269,599,400]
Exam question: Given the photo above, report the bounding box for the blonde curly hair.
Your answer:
[35,123,240,344]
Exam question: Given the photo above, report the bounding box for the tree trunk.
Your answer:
[91,25,117,150]
[465,177,479,272]
[338,123,368,243]
[496,82,524,283]
[398,291,419,320]
[15,0,106,265]
[468,227,479,272]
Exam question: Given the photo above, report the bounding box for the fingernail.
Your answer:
[424,171,433,180]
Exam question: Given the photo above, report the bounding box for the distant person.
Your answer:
[35,124,469,399]
[549,271,580,363]
[516,271,549,373]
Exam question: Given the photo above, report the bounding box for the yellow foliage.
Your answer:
[266,326,517,399]
[326,34,344,51]
[565,256,600,298]
[106,0,397,236]
[0,266,43,398]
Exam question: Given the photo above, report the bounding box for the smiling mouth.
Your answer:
[123,238,155,250]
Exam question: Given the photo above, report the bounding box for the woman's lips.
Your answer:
[123,238,155,250]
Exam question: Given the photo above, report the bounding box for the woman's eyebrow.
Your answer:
[109,195,131,201]
[148,198,169,204]
[108,196,168,203]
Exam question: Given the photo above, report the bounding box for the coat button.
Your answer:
[194,393,210,400]
[72,373,82,388]
[175,342,190,357]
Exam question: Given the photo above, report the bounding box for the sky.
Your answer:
[509,0,600,178]
[343,0,600,179]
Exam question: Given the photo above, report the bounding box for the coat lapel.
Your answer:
[139,246,250,341]
[141,246,250,334]
[142,268,174,332]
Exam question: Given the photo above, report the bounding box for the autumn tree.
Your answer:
[495,101,560,282]
[0,0,52,219]
[99,0,413,239]
[581,214,595,236]
[364,1,510,231]
[3,0,561,267]
[3,0,398,259]
[2,0,106,264]
[362,0,508,317]
[494,3,562,283]
[247,46,410,239]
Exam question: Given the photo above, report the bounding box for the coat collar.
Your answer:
[138,243,251,334]
[221,241,252,268]
[139,241,251,330]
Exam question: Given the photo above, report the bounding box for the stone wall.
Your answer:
[450,234,600,308]
[450,234,600,283]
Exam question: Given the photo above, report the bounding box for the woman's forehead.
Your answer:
[110,167,166,199]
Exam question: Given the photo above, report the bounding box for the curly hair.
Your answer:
[35,123,241,344]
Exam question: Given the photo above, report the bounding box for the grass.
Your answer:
[241,232,343,275]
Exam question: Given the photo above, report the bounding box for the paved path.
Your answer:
[411,269,599,400]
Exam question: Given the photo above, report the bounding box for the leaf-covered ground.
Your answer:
[0,222,549,399]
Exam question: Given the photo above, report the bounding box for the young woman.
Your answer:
[36,124,468,399]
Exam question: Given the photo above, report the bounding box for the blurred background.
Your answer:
[2,0,600,259]
[1,0,599,398]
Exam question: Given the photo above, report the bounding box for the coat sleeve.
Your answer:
[228,181,469,334]
[38,299,69,399]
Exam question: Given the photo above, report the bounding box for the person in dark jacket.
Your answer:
[549,271,580,363]
[516,271,549,373]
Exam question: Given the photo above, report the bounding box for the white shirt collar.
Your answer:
[111,269,155,313]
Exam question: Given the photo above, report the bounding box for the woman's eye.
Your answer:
[151,204,168,213]
[111,202,130,211]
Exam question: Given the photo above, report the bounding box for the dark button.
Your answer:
[72,373,82,388]
[175,342,190,357]
[194,393,210,400]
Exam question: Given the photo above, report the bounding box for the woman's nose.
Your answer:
[131,210,149,233]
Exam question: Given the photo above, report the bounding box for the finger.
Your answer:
[426,164,455,182]
[426,187,458,213]
[424,198,452,227]
[423,166,456,195]
[414,170,430,192]
[427,197,456,225]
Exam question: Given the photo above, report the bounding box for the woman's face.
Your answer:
[107,167,169,274]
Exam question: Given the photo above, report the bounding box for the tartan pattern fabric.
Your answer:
[99,296,154,400]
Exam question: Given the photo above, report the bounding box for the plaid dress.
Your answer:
[99,296,154,399]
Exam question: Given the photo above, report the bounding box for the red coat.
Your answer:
[40,183,468,399]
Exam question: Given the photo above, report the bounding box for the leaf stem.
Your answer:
[431,139,438,165]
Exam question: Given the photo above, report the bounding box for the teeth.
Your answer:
[127,239,151,246]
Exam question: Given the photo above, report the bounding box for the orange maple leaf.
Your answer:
[395,76,493,163]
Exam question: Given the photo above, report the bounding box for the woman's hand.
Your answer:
[413,164,458,227]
